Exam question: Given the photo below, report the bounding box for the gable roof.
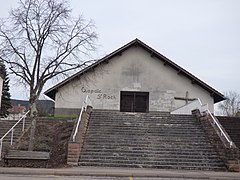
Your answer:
[44,38,225,103]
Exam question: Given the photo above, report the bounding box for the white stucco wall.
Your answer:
[0,76,3,108]
[171,99,208,115]
[55,46,214,114]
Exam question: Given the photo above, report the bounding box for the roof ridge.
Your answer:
[44,38,225,103]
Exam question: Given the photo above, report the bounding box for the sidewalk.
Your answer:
[0,166,239,179]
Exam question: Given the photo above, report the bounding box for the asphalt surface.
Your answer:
[0,174,210,180]
[0,166,240,180]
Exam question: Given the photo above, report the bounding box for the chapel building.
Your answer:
[45,39,224,116]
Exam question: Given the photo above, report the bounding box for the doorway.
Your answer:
[120,91,149,112]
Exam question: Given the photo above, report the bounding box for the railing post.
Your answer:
[0,139,2,160]
[11,129,14,145]
[22,116,25,131]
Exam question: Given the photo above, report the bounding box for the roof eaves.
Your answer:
[134,39,225,103]
[45,38,225,103]
[44,39,140,98]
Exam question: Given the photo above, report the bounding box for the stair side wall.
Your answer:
[192,109,240,172]
[67,106,92,166]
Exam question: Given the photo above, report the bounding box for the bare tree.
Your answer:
[0,0,97,116]
[218,91,240,116]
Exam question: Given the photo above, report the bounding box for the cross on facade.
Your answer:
[174,91,196,104]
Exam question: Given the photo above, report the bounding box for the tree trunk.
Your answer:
[28,119,36,151]
[29,94,38,117]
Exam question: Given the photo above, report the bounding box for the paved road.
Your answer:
[0,174,208,180]
[0,167,239,180]
[0,174,125,180]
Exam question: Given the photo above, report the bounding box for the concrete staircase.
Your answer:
[79,110,226,171]
[218,116,240,148]
[0,118,32,154]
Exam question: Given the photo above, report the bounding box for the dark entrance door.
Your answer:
[120,91,149,112]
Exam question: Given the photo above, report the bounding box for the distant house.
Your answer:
[45,39,225,116]
[8,105,27,115]
[4,105,26,120]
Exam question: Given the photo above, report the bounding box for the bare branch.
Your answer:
[0,0,98,116]
[218,91,240,116]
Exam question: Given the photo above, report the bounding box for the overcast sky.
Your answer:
[1,0,240,102]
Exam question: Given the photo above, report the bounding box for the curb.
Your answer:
[0,167,239,179]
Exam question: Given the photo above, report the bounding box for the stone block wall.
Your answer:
[67,106,92,166]
[66,143,81,165]
[192,109,240,172]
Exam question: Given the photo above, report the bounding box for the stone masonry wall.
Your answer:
[192,109,240,172]
[67,106,92,166]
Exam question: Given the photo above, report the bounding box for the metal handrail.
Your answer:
[73,95,91,142]
[0,110,30,159]
[195,98,233,148]
[206,110,233,147]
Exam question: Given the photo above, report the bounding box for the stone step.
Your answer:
[81,147,219,155]
[82,148,217,155]
[85,135,207,140]
[79,110,225,171]
[82,144,214,150]
[80,154,221,162]
[0,134,24,141]
[89,118,200,121]
[79,163,225,171]
[218,117,240,148]
[81,149,218,159]
[79,157,224,164]
[83,137,211,143]
[83,144,214,150]
[79,155,223,164]
[89,123,201,128]
[79,161,225,171]
[79,157,224,165]
[88,127,202,131]
[0,119,32,155]
[89,120,200,124]
[89,117,198,121]
[90,113,191,117]
[84,136,209,142]
[86,127,205,132]
[83,143,214,149]
[86,131,206,136]
[0,129,26,136]
[0,129,30,135]
[88,124,204,128]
